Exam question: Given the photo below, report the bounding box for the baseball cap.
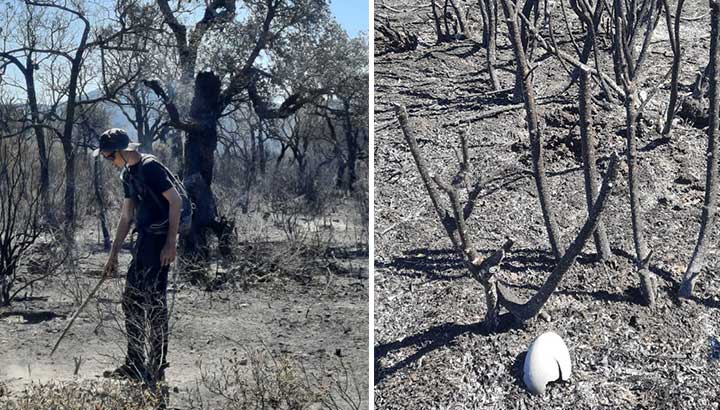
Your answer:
[92,128,141,157]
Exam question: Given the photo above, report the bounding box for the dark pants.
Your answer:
[123,231,169,380]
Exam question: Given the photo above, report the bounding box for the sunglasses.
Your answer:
[102,151,116,161]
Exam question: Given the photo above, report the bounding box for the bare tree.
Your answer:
[431,0,467,43]
[679,0,720,298]
[396,105,512,330]
[500,0,564,260]
[660,0,686,136]
[146,0,334,258]
[479,0,500,90]
[610,0,662,305]
[7,0,145,239]
[0,4,62,225]
[579,67,612,260]
[0,135,43,306]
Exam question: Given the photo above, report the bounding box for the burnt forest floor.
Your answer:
[374,1,720,409]
[0,204,369,409]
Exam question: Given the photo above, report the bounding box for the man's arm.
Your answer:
[160,187,181,266]
[104,199,134,277]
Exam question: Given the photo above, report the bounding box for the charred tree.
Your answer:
[569,0,617,103]
[680,0,720,298]
[396,105,513,331]
[0,140,43,306]
[431,0,467,42]
[480,0,500,90]
[611,0,661,305]
[150,0,329,259]
[93,157,111,251]
[375,17,418,55]
[579,67,612,260]
[661,0,686,136]
[500,0,564,260]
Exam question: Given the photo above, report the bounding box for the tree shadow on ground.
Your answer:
[610,247,682,306]
[640,136,672,152]
[498,279,642,305]
[0,310,66,324]
[440,42,483,59]
[608,250,720,311]
[374,314,518,385]
[375,248,466,281]
[500,248,556,274]
[376,245,558,281]
[499,248,653,305]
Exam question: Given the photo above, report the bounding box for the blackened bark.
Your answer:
[133,94,153,153]
[325,116,346,188]
[611,0,657,305]
[343,100,358,192]
[501,0,564,260]
[257,130,267,175]
[579,68,612,260]
[24,57,51,222]
[661,0,686,135]
[61,144,76,240]
[93,158,111,250]
[680,1,720,298]
[625,89,656,305]
[512,0,539,103]
[183,72,222,258]
[186,72,221,184]
[481,0,500,90]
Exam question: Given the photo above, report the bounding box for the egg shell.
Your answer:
[523,331,572,395]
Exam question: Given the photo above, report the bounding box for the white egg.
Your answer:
[523,331,572,395]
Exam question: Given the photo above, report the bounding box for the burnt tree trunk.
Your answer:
[661,0,686,136]
[512,0,540,103]
[183,72,222,259]
[325,115,346,189]
[61,142,76,241]
[93,157,111,250]
[502,0,564,260]
[134,94,153,153]
[257,127,267,176]
[625,89,656,305]
[481,0,500,90]
[579,68,612,260]
[611,0,658,306]
[680,0,720,298]
[24,57,51,224]
[343,100,358,192]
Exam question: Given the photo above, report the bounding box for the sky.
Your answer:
[330,0,369,38]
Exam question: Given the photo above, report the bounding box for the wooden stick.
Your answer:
[50,277,106,357]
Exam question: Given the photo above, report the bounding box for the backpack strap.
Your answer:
[123,154,166,210]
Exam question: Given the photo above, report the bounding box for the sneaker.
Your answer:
[103,364,145,382]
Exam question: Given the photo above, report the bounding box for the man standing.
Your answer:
[93,128,181,384]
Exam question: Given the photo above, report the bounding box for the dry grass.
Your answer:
[0,380,162,410]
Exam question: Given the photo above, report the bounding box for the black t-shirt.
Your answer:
[122,156,173,231]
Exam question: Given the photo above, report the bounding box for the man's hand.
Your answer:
[103,255,118,278]
[160,241,177,267]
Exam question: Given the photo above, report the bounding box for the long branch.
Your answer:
[497,153,620,321]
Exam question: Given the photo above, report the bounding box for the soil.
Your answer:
[0,210,369,409]
[374,1,720,409]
